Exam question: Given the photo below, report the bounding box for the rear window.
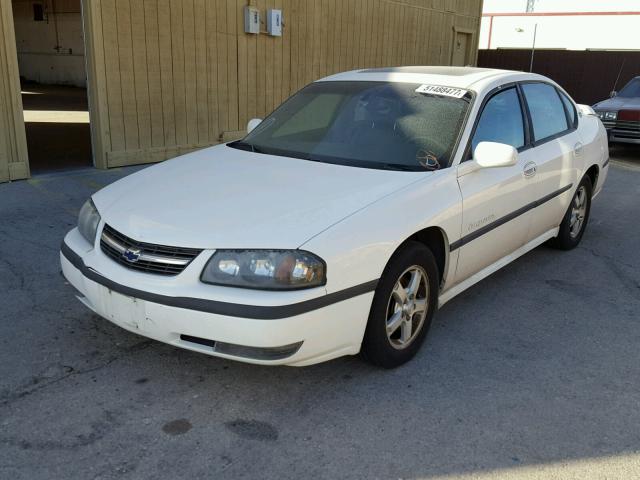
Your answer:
[522,83,569,142]
[558,90,578,128]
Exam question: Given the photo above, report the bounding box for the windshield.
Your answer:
[231,81,472,171]
[618,78,640,98]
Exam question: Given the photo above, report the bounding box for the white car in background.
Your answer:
[61,67,609,368]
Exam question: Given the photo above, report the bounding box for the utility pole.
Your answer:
[530,23,538,72]
[526,0,538,71]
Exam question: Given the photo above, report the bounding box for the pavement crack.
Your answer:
[578,246,640,293]
[1,340,154,407]
[578,245,637,271]
[0,257,27,289]
[1,409,122,451]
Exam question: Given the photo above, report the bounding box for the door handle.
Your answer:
[574,142,584,157]
[523,161,537,178]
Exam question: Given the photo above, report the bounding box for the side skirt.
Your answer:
[438,227,559,308]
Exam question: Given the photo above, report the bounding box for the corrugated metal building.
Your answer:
[0,0,482,183]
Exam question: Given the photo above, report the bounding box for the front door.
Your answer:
[453,85,537,284]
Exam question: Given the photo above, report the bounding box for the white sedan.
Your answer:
[60,67,609,368]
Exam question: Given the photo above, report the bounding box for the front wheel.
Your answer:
[549,176,592,250]
[361,242,439,368]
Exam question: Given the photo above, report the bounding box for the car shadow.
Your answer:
[609,143,640,163]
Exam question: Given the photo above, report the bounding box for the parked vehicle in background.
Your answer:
[594,76,640,144]
[61,67,609,368]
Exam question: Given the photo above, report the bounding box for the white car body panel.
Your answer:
[301,168,462,294]
[61,67,609,366]
[61,234,372,367]
[438,227,559,306]
[454,151,536,283]
[92,145,421,250]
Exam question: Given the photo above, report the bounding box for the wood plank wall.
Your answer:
[0,0,29,182]
[84,0,482,168]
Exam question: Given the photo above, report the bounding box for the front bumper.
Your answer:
[609,130,640,144]
[603,121,640,144]
[60,229,373,366]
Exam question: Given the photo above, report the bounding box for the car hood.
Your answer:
[93,144,423,249]
[593,96,640,110]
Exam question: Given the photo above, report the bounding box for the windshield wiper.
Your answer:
[380,163,424,172]
[228,141,266,154]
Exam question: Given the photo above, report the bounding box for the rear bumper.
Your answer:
[60,230,373,366]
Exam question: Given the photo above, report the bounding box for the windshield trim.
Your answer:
[446,86,477,167]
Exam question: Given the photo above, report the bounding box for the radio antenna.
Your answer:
[612,59,626,95]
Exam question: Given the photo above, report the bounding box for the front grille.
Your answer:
[100,224,202,276]
[612,131,640,139]
[611,119,640,139]
[614,120,640,131]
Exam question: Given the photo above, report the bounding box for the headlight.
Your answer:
[599,111,617,121]
[201,250,326,290]
[78,199,101,245]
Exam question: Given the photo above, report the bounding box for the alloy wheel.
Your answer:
[569,185,588,238]
[385,265,429,350]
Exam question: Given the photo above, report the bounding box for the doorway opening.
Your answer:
[12,0,92,173]
[451,27,474,67]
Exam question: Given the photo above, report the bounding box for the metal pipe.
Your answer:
[487,15,494,49]
[529,23,537,72]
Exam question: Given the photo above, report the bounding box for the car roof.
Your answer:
[317,66,541,90]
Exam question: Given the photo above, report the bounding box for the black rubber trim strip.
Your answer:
[450,184,573,252]
[60,242,378,320]
[603,158,610,168]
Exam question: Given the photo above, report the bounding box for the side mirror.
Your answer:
[473,141,518,169]
[610,90,617,98]
[247,118,262,134]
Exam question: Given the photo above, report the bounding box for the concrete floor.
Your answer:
[1,146,640,479]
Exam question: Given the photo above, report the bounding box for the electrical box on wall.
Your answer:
[267,9,283,37]
[244,6,260,34]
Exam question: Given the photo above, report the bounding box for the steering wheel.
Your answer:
[407,135,445,170]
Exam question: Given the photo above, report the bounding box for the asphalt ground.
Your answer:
[1,145,639,479]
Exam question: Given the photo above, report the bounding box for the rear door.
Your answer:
[519,82,580,239]
[453,85,537,284]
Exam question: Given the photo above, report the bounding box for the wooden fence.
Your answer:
[84,0,483,168]
[478,48,640,105]
[0,0,29,183]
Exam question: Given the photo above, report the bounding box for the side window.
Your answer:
[471,87,525,153]
[522,83,570,141]
[558,90,578,128]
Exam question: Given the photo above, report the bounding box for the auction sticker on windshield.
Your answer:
[415,84,468,98]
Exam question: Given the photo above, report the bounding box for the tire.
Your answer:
[361,241,439,368]
[548,175,593,250]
